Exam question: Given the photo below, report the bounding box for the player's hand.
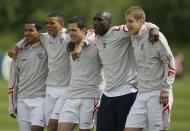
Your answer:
[10,113,16,118]
[72,41,86,60]
[9,108,17,118]
[9,111,16,119]
[72,44,82,60]
[8,45,19,59]
[15,108,17,114]
[67,41,75,52]
[149,28,159,44]
[160,90,169,105]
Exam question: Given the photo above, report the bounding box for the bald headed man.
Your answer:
[93,11,159,131]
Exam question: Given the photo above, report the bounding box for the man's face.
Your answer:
[68,23,85,43]
[45,17,62,37]
[24,23,40,44]
[125,14,144,35]
[93,13,110,36]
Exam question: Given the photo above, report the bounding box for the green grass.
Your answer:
[1,74,190,131]
[169,73,190,131]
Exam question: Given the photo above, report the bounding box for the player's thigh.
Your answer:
[58,99,80,124]
[31,104,46,128]
[50,96,65,120]
[125,93,147,129]
[116,92,137,123]
[147,91,163,130]
[48,97,65,131]
[44,93,59,124]
[79,99,99,129]
[31,125,44,131]
[96,95,117,131]
[17,99,30,122]
[57,122,77,131]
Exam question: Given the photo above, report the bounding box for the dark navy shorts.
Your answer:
[96,92,137,131]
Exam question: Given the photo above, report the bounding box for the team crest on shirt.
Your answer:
[49,41,53,44]
[37,53,44,60]
[60,38,64,44]
[103,43,106,49]
[140,43,144,50]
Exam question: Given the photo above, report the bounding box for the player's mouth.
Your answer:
[48,29,56,36]
[25,36,31,41]
[94,26,98,30]
[94,26,100,34]
[128,28,133,34]
[127,25,132,32]
[70,36,76,42]
[48,29,53,33]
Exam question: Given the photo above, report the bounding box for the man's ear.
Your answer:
[108,20,112,27]
[60,21,64,27]
[140,18,145,25]
[58,19,64,27]
[38,29,42,33]
[82,28,87,34]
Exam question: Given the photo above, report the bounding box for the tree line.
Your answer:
[0,0,189,44]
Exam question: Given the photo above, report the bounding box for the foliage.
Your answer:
[136,0,190,43]
[0,0,189,52]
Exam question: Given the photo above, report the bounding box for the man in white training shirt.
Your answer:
[124,6,175,131]
[8,19,48,131]
[57,16,102,131]
[8,12,92,131]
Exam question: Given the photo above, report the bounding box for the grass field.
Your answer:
[1,74,190,131]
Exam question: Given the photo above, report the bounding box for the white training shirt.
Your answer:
[8,41,48,114]
[16,29,93,88]
[95,25,138,96]
[66,34,102,98]
[40,31,71,87]
[131,24,175,93]
[95,23,159,97]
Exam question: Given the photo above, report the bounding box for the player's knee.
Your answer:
[48,119,58,131]
[124,128,142,131]
[31,125,44,131]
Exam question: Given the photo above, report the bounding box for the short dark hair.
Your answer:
[48,12,64,22]
[25,19,43,31]
[68,16,87,29]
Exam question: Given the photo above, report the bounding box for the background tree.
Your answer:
[137,0,190,43]
[0,0,189,52]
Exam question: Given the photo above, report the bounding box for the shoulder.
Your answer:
[60,32,71,44]
[158,32,168,46]
[155,32,172,53]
